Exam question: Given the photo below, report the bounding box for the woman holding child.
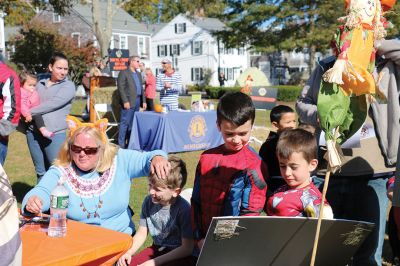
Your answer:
[25,52,76,181]
[22,116,170,235]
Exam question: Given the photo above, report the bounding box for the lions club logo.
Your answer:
[188,115,207,143]
[258,87,267,96]
[116,49,122,58]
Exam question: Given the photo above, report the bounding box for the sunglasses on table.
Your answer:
[70,145,99,155]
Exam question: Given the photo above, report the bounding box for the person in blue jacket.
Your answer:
[22,116,170,235]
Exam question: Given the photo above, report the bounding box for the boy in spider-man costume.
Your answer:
[191,92,268,251]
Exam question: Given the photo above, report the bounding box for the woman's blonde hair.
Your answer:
[89,66,102,77]
[54,126,119,172]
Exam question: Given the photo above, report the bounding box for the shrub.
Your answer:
[275,85,302,102]
[201,85,302,101]
[205,86,241,99]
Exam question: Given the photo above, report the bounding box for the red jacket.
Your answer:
[191,145,268,239]
[0,63,21,128]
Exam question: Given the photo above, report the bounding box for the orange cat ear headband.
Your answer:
[66,115,108,143]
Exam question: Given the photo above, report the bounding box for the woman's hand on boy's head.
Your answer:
[150,155,171,179]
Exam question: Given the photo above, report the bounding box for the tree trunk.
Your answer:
[92,0,113,60]
[309,44,316,76]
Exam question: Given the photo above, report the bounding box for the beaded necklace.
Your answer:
[59,158,116,218]
[79,196,103,218]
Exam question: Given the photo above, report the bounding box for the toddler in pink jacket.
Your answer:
[20,72,54,138]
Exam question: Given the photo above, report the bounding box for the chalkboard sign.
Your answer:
[198,216,374,266]
[250,86,277,110]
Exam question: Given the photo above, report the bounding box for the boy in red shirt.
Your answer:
[266,128,333,218]
[191,92,268,250]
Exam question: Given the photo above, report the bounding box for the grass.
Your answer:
[7,98,395,264]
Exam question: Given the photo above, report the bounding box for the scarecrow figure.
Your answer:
[318,0,393,172]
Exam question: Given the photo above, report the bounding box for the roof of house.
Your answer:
[189,16,226,32]
[151,14,226,36]
[143,23,167,35]
[71,3,150,35]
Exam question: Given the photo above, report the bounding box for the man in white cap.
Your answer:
[156,58,182,111]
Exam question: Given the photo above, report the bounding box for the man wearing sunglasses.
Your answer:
[117,56,147,148]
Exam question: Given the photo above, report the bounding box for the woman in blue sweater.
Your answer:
[22,116,170,235]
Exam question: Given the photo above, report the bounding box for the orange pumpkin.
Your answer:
[154,104,163,113]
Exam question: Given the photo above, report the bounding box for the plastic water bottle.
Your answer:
[48,181,69,237]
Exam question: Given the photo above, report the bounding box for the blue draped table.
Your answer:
[127,111,224,153]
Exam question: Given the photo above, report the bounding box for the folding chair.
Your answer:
[94,103,119,141]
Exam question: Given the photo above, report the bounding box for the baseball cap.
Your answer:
[161,58,172,64]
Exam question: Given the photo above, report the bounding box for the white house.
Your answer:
[151,14,248,88]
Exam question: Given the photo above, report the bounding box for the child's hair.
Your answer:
[270,105,295,123]
[19,71,37,86]
[276,128,317,163]
[217,91,255,126]
[298,123,316,135]
[148,155,187,189]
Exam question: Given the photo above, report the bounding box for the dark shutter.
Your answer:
[191,68,194,81]
[157,45,160,57]
[199,41,203,55]
[164,45,168,56]
[177,45,180,56]
[183,23,186,33]
[191,41,194,55]
[175,24,177,33]
[170,44,172,56]
[200,68,204,80]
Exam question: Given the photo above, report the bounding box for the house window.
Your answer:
[227,68,234,80]
[218,42,224,54]
[224,48,234,55]
[170,44,180,56]
[173,57,178,68]
[120,35,127,49]
[192,41,202,55]
[238,47,245,55]
[71,32,80,48]
[191,68,203,81]
[138,36,146,57]
[110,34,119,49]
[175,23,186,34]
[221,68,234,80]
[158,45,168,57]
[53,13,61,23]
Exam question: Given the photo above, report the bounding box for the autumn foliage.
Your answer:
[9,18,99,84]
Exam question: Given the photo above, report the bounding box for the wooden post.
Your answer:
[89,77,99,123]
[310,170,331,266]
[310,126,339,266]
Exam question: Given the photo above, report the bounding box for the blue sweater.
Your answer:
[22,149,167,234]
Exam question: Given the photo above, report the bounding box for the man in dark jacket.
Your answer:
[117,56,146,148]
